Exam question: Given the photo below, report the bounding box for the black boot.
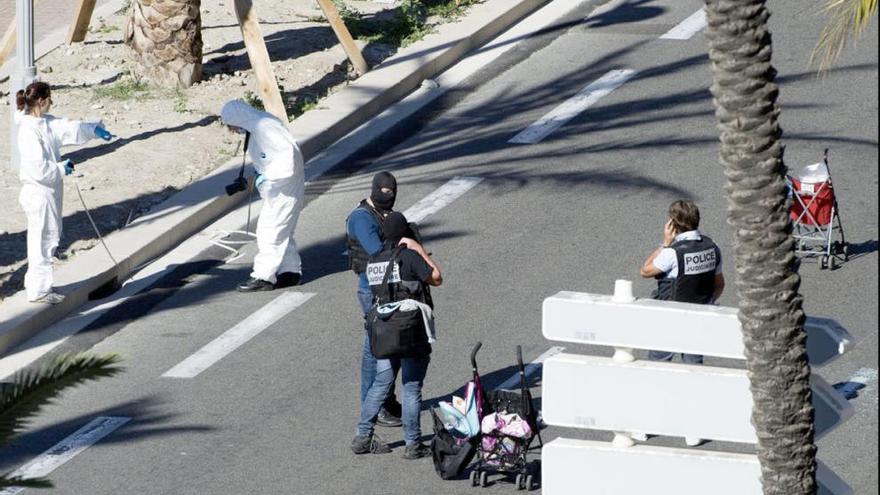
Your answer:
[275,272,302,288]
[237,277,275,292]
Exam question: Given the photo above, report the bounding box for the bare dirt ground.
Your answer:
[0,0,476,300]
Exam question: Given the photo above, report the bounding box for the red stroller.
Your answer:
[788,149,848,270]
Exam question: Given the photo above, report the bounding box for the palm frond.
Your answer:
[812,0,878,71]
[0,475,53,489]
[0,353,123,449]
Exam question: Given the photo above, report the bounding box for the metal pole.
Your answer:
[8,0,37,170]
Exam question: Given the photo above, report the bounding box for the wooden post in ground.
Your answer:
[315,0,369,76]
[0,18,16,68]
[67,0,98,43]
[232,0,288,122]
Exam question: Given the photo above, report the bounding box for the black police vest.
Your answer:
[346,200,385,274]
[366,248,429,307]
[654,235,720,304]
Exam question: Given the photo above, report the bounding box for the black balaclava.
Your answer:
[382,212,409,248]
[370,171,397,212]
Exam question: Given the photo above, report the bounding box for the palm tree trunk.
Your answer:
[124,0,203,87]
[703,1,817,493]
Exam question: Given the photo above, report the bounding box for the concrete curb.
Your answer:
[0,0,551,356]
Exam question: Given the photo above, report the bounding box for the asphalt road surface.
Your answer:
[0,0,877,493]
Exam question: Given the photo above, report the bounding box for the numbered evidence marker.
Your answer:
[542,291,854,366]
[542,353,853,444]
[542,438,853,495]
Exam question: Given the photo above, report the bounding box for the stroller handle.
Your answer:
[516,345,524,370]
[470,342,482,369]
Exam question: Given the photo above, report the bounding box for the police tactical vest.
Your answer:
[346,200,385,274]
[654,235,720,304]
[366,247,429,307]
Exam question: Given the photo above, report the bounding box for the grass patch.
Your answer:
[172,89,188,113]
[243,90,265,111]
[93,77,152,101]
[336,0,478,47]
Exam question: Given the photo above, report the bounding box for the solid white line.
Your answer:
[496,346,565,390]
[402,177,484,224]
[162,292,315,378]
[660,9,707,40]
[0,416,130,495]
[508,69,637,144]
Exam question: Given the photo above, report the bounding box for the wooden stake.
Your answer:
[315,0,369,76]
[67,0,97,44]
[0,17,15,68]
[232,0,288,123]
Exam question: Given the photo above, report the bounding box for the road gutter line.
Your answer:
[508,69,638,144]
[162,292,315,378]
[659,9,707,40]
[0,416,131,495]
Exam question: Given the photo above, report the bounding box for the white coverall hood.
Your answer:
[220,100,302,181]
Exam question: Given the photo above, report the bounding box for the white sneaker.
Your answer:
[630,432,648,442]
[31,291,65,304]
[685,436,705,447]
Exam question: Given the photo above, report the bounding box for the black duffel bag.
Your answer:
[366,248,431,359]
[430,408,476,480]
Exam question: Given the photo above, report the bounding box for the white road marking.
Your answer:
[660,9,707,40]
[0,416,130,495]
[402,177,484,224]
[508,69,637,144]
[496,346,565,390]
[835,367,879,399]
[162,292,315,378]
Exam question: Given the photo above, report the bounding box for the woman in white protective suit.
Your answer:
[220,99,306,292]
[16,81,112,304]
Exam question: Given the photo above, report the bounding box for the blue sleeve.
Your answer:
[347,209,384,256]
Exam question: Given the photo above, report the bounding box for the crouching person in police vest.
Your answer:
[351,212,442,459]
[639,200,725,365]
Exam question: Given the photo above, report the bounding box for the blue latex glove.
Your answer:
[95,126,114,141]
[254,173,266,189]
[63,160,75,176]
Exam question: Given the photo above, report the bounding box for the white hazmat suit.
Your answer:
[220,100,305,283]
[16,110,101,301]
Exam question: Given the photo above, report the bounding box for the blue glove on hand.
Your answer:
[95,126,114,141]
[254,173,266,189]
[63,160,75,176]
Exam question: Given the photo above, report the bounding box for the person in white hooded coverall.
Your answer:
[220,100,306,291]
[15,81,110,304]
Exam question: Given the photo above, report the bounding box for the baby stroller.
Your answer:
[788,148,848,270]
[468,343,543,491]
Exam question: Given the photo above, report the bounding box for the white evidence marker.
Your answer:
[508,69,638,145]
[402,176,484,224]
[496,346,565,390]
[660,9,708,40]
[162,292,315,378]
[0,416,131,495]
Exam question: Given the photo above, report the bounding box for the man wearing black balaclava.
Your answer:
[345,171,403,427]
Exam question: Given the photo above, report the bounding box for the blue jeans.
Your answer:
[357,352,430,444]
[358,274,400,409]
[648,350,704,364]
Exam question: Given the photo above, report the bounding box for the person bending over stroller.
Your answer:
[351,212,442,459]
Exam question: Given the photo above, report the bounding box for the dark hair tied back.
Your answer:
[16,81,51,112]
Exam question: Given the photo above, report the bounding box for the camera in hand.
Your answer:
[225,175,248,196]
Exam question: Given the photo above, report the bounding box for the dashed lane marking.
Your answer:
[508,69,637,145]
[162,292,315,379]
[0,416,131,495]
[660,9,707,40]
[402,177,484,224]
[496,346,565,390]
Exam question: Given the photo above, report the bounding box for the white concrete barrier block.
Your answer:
[542,291,853,366]
[542,438,851,495]
[541,353,852,443]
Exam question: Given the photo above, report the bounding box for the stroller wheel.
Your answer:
[480,470,489,487]
[470,470,479,487]
[830,256,838,270]
[516,473,525,490]
[819,255,829,270]
[843,243,850,261]
[525,474,535,491]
